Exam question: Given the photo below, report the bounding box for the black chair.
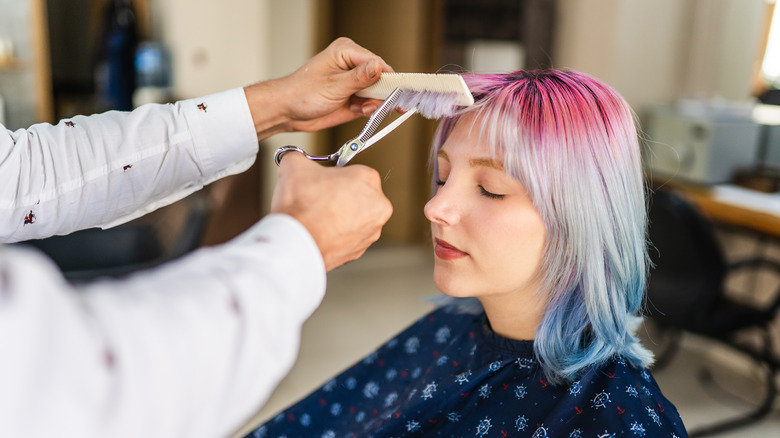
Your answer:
[646,189,780,436]
[15,191,210,282]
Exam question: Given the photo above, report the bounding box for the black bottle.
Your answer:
[95,0,138,111]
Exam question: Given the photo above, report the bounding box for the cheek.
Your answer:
[516,218,546,260]
[484,210,546,281]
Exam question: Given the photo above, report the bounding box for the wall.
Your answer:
[154,0,269,99]
[554,0,766,113]
[711,0,766,99]
[330,0,441,244]
[0,0,52,129]
[260,0,325,214]
[153,0,322,225]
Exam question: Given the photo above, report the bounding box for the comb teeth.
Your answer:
[356,73,474,119]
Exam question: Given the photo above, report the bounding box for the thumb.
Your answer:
[339,58,382,96]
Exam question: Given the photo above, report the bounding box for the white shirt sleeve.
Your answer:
[0,87,258,242]
[0,213,327,438]
[0,88,330,436]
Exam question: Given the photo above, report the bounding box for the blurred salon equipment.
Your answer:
[754,104,780,179]
[14,192,209,283]
[644,101,762,185]
[646,189,780,436]
[644,100,780,191]
[132,41,172,107]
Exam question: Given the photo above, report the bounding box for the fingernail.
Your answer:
[365,60,377,78]
[350,103,363,114]
[363,103,378,116]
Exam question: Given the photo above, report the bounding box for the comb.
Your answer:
[356,72,474,119]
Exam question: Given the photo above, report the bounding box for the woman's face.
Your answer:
[425,116,547,304]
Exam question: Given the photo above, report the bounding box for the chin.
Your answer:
[433,268,474,298]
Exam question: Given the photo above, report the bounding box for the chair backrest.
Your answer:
[646,189,726,328]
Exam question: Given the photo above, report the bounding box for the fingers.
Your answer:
[361,100,380,117]
[329,38,393,97]
[319,58,384,119]
[282,37,395,133]
[325,166,392,268]
[357,58,381,87]
[275,146,307,169]
[330,37,393,73]
[349,97,380,118]
[325,57,383,103]
[270,157,392,271]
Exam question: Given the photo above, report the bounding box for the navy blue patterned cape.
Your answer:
[249,306,687,437]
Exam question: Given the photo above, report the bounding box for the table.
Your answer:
[649,177,780,238]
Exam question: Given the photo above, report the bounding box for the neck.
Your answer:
[478,292,545,341]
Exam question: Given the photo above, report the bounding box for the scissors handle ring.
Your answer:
[274,145,338,166]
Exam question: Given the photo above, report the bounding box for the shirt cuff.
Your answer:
[182,88,258,182]
[102,88,259,229]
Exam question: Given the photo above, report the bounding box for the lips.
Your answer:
[434,238,468,260]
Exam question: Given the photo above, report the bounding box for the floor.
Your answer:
[232,245,780,437]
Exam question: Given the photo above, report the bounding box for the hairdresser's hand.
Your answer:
[244,37,393,141]
[271,153,392,271]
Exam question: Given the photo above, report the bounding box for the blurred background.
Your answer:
[3,0,769,246]
[2,0,780,436]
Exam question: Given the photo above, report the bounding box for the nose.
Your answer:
[424,185,460,226]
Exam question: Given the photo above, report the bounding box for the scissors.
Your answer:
[274,87,417,167]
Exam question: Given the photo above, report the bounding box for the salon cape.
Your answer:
[0,88,326,438]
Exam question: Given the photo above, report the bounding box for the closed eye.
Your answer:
[479,185,505,200]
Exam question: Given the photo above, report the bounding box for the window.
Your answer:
[762,0,780,83]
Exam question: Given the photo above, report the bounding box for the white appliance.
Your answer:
[643,102,762,185]
[753,104,780,171]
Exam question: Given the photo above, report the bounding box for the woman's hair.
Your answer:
[431,69,653,384]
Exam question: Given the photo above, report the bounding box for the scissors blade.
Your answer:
[362,107,418,151]
[336,107,417,167]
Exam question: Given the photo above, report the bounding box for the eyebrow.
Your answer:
[437,149,504,170]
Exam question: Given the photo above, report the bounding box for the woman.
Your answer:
[249,69,687,437]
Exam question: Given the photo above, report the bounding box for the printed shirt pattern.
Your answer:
[249,306,687,437]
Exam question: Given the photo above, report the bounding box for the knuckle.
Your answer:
[362,166,383,184]
[333,37,354,49]
[348,164,378,182]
